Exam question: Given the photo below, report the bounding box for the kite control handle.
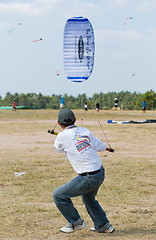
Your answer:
[106,147,115,153]
[47,130,58,135]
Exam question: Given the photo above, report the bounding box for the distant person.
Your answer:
[142,101,147,113]
[13,100,16,111]
[84,103,88,111]
[114,98,118,110]
[96,102,100,112]
[60,96,64,109]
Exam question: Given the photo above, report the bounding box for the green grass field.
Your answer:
[0,109,156,240]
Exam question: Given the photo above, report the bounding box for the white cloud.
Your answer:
[0,0,64,17]
[105,0,129,8]
[34,0,64,9]
[136,0,156,12]
[96,48,132,60]
[0,2,42,16]
[100,0,156,12]
[111,50,132,60]
[123,29,144,40]
[87,2,95,8]
[95,29,144,43]
[147,28,156,43]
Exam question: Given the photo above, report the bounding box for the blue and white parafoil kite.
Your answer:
[63,17,95,82]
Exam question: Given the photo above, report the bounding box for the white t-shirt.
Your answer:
[54,125,106,174]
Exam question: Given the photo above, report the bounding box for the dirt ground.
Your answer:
[0,109,156,240]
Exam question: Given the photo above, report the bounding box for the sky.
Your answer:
[0,0,156,98]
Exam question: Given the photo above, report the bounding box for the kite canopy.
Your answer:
[63,16,95,82]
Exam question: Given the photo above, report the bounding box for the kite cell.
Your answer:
[124,17,132,26]
[63,16,95,82]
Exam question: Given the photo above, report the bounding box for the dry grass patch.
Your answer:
[0,109,156,240]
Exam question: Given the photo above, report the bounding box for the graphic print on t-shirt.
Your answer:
[74,133,91,152]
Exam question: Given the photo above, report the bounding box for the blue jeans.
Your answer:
[53,166,108,229]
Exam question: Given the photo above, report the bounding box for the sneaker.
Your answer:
[102,224,115,233]
[60,221,86,233]
[90,223,115,233]
[90,227,96,231]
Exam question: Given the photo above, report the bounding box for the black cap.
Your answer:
[58,108,75,125]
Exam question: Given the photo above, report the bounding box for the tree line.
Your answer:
[0,89,156,110]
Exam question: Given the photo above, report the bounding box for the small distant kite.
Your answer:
[8,23,21,33]
[56,71,60,76]
[124,17,132,26]
[132,73,135,77]
[27,38,42,47]
[32,38,42,43]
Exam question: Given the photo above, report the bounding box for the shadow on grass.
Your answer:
[58,228,156,240]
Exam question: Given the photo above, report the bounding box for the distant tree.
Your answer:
[18,93,27,106]
[143,89,156,110]
[2,92,14,106]
[0,90,155,110]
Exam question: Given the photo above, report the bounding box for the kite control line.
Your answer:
[97,120,115,153]
[48,130,58,135]
[87,97,115,153]
[97,120,111,147]
[47,129,114,152]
